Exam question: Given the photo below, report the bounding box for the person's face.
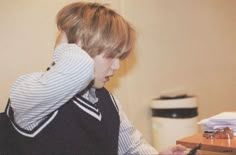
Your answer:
[93,52,121,89]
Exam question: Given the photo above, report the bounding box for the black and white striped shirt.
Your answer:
[9,43,158,155]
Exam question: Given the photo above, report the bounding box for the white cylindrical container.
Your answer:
[151,96,198,151]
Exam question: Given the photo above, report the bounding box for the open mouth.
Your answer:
[104,76,110,82]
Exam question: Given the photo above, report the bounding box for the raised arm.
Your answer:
[10,32,94,130]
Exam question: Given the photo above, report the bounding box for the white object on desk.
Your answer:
[198,112,236,136]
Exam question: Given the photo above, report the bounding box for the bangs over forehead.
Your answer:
[57,2,136,59]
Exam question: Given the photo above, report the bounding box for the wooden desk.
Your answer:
[176,133,236,154]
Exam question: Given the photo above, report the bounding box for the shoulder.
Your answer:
[96,88,121,112]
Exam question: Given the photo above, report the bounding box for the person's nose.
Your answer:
[111,58,120,70]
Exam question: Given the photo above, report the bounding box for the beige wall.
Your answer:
[1,0,236,145]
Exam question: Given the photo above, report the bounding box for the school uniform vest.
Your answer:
[0,88,120,155]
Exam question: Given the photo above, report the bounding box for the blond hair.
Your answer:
[57,2,136,59]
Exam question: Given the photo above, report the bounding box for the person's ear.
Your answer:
[76,40,82,47]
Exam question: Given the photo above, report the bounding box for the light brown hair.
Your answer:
[57,2,136,59]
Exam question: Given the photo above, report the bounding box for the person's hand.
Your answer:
[54,31,68,48]
[159,144,190,155]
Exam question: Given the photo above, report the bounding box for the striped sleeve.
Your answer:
[10,43,94,130]
[112,96,158,155]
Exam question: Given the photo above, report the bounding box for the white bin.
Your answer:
[151,96,198,150]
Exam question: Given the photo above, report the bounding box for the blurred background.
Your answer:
[0,0,236,147]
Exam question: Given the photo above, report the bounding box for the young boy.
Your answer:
[1,2,187,155]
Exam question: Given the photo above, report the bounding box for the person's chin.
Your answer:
[92,81,105,89]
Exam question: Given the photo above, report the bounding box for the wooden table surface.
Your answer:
[176,133,236,154]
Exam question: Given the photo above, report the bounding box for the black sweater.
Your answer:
[0,88,120,155]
